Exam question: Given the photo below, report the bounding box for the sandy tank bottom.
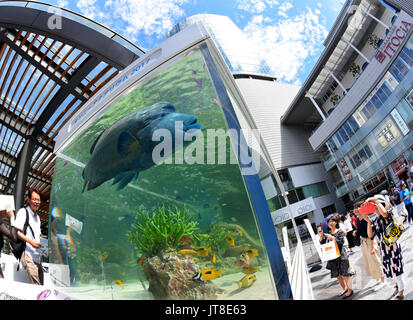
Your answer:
[56,266,277,300]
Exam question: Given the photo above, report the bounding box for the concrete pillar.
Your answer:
[14,138,36,211]
[361,8,391,29]
[325,67,347,93]
[305,91,326,120]
[343,38,371,63]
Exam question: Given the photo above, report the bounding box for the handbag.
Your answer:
[320,239,341,261]
[382,217,404,247]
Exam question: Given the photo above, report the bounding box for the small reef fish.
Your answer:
[243,249,259,258]
[227,235,235,246]
[178,244,194,250]
[179,249,198,256]
[114,280,124,289]
[212,97,219,106]
[193,78,203,89]
[211,253,216,264]
[234,256,250,269]
[63,161,68,167]
[82,102,201,191]
[238,274,256,288]
[179,236,191,243]
[195,246,211,257]
[235,229,243,237]
[98,252,108,261]
[241,265,260,274]
[193,269,222,281]
[137,256,146,266]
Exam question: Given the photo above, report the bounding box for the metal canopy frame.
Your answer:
[0,1,144,233]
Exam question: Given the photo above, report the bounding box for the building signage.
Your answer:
[376,119,400,149]
[375,12,413,63]
[271,197,316,225]
[406,87,413,108]
[391,109,409,136]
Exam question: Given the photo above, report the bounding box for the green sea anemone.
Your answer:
[126,205,199,257]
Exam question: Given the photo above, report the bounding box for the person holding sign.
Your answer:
[0,205,18,278]
[363,195,406,300]
[318,214,354,299]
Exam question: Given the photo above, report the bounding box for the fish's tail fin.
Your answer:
[237,280,242,288]
[217,269,222,277]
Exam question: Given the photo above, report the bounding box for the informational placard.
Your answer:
[0,195,15,211]
[65,214,83,235]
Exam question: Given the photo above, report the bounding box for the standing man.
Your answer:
[14,188,43,285]
[400,183,413,225]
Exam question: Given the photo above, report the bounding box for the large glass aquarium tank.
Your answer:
[48,25,289,300]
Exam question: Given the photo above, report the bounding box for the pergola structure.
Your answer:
[0,1,144,234]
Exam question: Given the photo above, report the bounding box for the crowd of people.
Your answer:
[318,180,412,300]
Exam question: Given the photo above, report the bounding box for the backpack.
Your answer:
[9,208,34,271]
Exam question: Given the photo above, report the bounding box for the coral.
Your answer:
[127,206,200,257]
[142,249,220,300]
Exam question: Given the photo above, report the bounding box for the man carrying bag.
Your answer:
[13,188,43,285]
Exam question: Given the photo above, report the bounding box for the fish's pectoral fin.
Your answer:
[114,171,136,190]
[118,131,140,156]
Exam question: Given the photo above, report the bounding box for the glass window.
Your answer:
[296,187,305,201]
[287,190,299,204]
[322,204,336,218]
[364,145,373,158]
[302,182,329,198]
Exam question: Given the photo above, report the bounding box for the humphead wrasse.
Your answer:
[82,102,201,191]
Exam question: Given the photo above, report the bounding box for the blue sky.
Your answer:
[40,0,344,85]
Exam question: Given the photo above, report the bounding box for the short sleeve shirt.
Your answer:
[14,206,41,264]
[401,188,412,205]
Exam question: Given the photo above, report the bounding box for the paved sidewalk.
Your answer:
[309,223,413,300]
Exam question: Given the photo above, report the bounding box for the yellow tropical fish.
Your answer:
[211,253,216,264]
[179,249,198,255]
[98,252,108,261]
[243,248,258,258]
[241,265,260,274]
[197,268,222,281]
[227,235,235,246]
[238,274,256,288]
[114,280,124,289]
[195,246,211,257]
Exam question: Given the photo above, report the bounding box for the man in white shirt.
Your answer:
[14,188,43,285]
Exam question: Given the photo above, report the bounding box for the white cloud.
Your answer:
[76,0,106,21]
[56,0,69,7]
[106,0,191,42]
[236,0,279,14]
[75,0,190,44]
[278,2,293,18]
[242,8,328,83]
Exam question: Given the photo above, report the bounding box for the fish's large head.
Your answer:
[142,102,201,149]
[155,112,201,148]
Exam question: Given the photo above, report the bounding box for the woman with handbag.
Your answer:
[363,194,406,300]
[318,213,354,299]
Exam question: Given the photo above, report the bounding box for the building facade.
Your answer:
[283,0,413,208]
[168,14,344,237]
